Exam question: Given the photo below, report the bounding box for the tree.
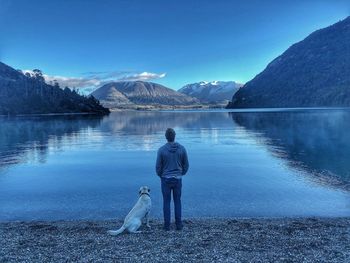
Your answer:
[32,69,45,97]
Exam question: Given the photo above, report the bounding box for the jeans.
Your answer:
[161,177,182,228]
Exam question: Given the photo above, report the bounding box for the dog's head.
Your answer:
[139,186,151,196]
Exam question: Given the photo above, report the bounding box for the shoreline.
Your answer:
[1,106,350,117]
[1,217,349,262]
[0,112,108,118]
[110,106,350,112]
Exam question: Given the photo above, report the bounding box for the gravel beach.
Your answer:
[1,218,350,263]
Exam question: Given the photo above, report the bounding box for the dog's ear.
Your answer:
[139,190,141,195]
[148,188,151,192]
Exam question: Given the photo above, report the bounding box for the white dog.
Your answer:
[108,186,151,235]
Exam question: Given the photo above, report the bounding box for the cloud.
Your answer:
[117,72,167,81]
[81,71,167,82]
[22,70,101,89]
[22,70,166,93]
[44,75,102,88]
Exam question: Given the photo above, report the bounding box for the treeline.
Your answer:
[0,63,110,115]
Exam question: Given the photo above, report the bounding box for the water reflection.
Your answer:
[100,110,232,134]
[0,115,103,169]
[0,111,233,167]
[1,110,350,220]
[95,111,234,151]
[230,109,350,189]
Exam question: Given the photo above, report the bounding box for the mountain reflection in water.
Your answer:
[230,109,350,189]
[0,115,103,169]
[0,110,349,220]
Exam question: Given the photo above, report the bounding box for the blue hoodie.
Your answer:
[156,142,189,179]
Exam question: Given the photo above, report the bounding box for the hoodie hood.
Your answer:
[166,142,180,153]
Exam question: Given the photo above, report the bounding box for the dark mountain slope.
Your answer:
[228,17,350,108]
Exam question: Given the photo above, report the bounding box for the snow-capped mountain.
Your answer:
[91,81,198,108]
[178,81,243,103]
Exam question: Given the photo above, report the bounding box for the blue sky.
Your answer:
[0,0,349,92]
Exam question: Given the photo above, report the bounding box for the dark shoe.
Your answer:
[176,225,183,231]
[164,225,170,231]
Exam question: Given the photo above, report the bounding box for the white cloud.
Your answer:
[44,75,102,89]
[118,72,167,81]
[22,70,166,93]
[22,70,100,89]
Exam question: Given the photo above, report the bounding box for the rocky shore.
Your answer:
[1,218,349,262]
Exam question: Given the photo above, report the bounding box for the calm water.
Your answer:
[1,109,350,221]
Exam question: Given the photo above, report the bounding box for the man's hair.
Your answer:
[165,128,176,142]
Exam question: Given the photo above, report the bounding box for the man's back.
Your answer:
[156,142,189,179]
[156,128,188,231]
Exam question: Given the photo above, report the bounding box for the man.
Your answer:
[156,128,189,231]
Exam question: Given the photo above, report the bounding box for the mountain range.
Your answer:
[91,81,198,109]
[0,59,241,113]
[0,62,109,115]
[3,16,350,112]
[227,16,350,108]
[178,81,242,103]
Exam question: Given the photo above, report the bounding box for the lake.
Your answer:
[1,109,350,221]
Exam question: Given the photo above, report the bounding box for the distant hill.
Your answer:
[227,16,350,108]
[179,81,242,103]
[0,62,109,115]
[91,81,198,108]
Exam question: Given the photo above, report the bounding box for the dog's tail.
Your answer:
[107,225,126,236]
